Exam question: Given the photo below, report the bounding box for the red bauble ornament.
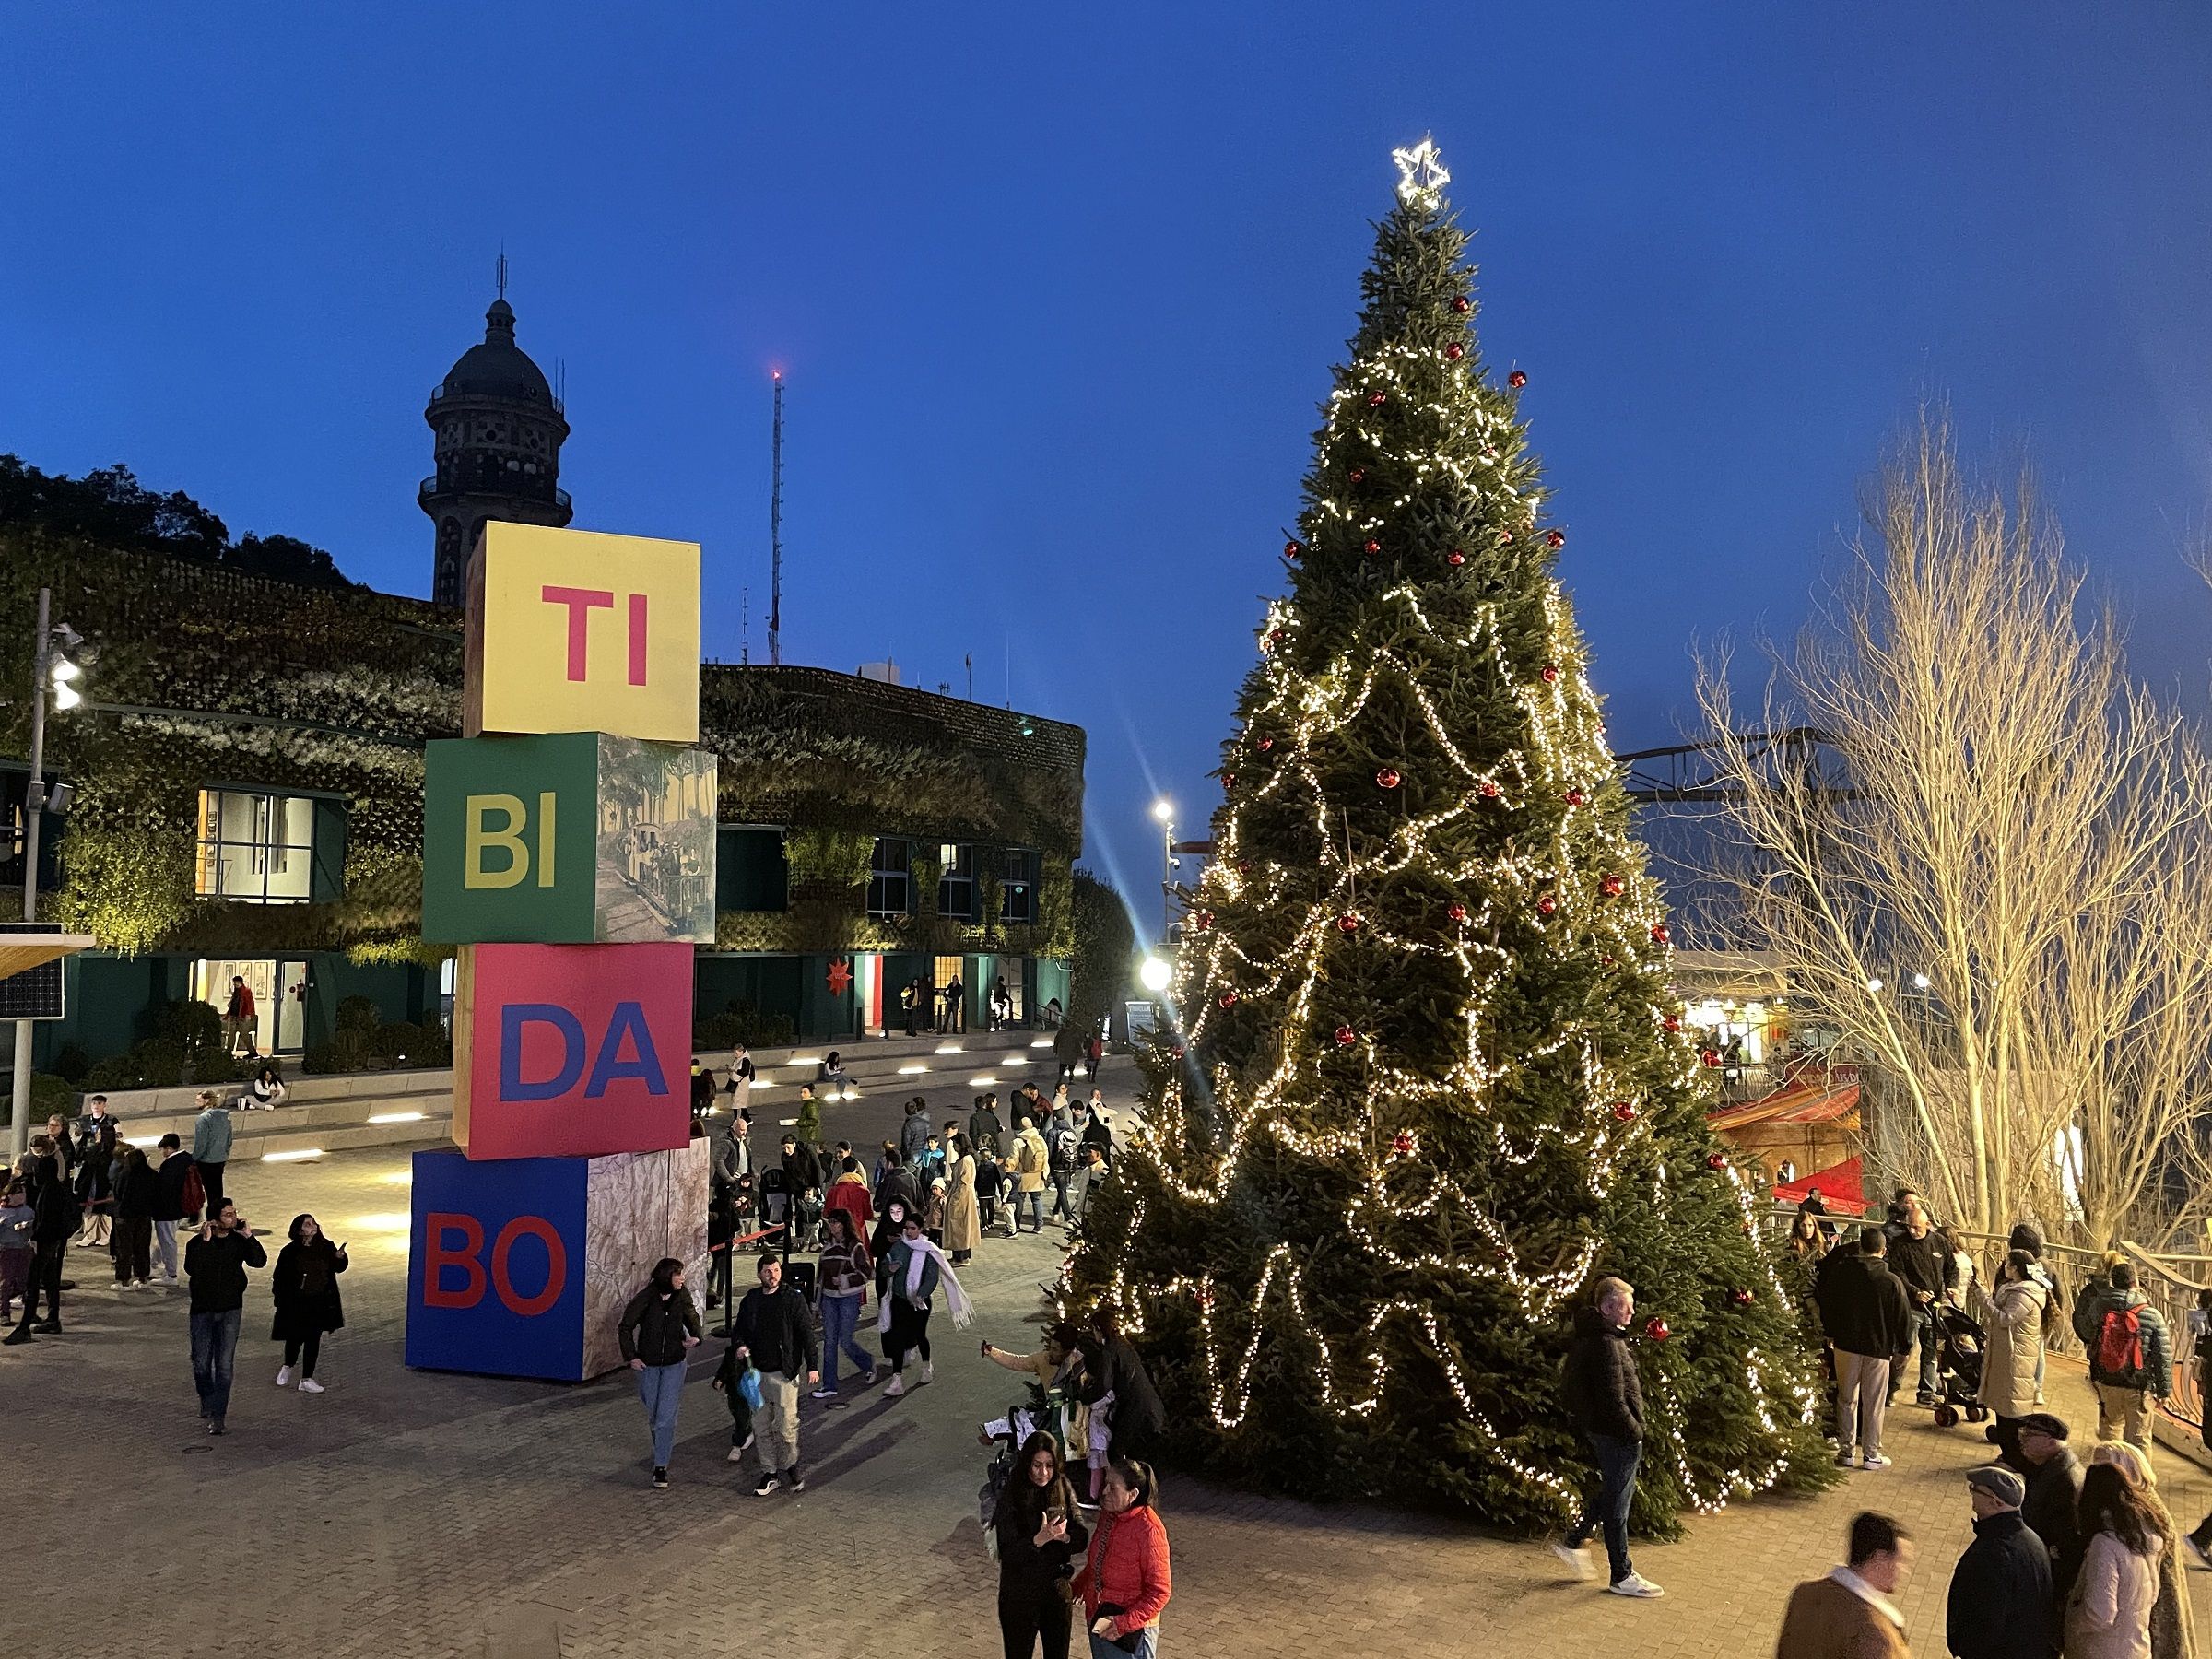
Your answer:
[1546,529,1567,551]
[1445,342,1465,361]
[1255,738,1274,754]
[1284,538,1303,559]
[1706,1152,1728,1171]
[1366,391,1386,407]
[1479,780,1500,799]
[1643,1316,1671,1342]
[1535,892,1558,917]
[1600,874,1626,897]
[1235,860,1252,875]
[1700,1048,1721,1068]
[1336,913,1361,934]
[1446,902,1467,923]
[1375,768,1402,790]
[1446,548,1465,567]
[1222,772,1237,792]
[1610,1101,1637,1122]
[1348,467,1366,484]
[1363,537,1382,555]
[1662,1014,1681,1033]
[1731,1288,1756,1307]
[1599,953,1617,967]
[1565,788,1588,807]
[1650,924,1671,945]
[1171,1044,1186,1059]
[1452,296,1471,314]
[1194,910,1214,929]
[1218,990,1239,1008]
[1391,1130,1415,1156]
[1540,664,1560,684]
[1497,526,1514,545]
[1508,370,1527,389]
[1333,1024,1358,1048]
[1265,628,1286,648]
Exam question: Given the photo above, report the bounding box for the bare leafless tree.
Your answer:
[1697,409,2212,1246]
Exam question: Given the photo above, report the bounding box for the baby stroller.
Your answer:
[1928,1304,1991,1430]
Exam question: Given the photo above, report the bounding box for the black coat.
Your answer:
[152,1151,197,1223]
[618,1285,702,1367]
[994,1477,1090,1603]
[1813,1252,1915,1359]
[734,1283,818,1379]
[112,1159,161,1221]
[2020,1448,2086,1600]
[1081,1333,1164,1449]
[270,1237,348,1339]
[1561,1306,1645,1441]
[1947,1510,2057,1659]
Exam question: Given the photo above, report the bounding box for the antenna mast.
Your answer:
[769,371,785,666]
[741,585,750,665]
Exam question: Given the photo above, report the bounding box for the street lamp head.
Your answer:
[1912,973,1931,991]
[1865,977,1884,994]
[1138,956,1172,993]
[1151,799,1174,824]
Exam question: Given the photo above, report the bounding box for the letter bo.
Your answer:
[451,941,695,1160]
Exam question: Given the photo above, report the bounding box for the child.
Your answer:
[711,1337,757,1465]
[0,1179,32,1324]
[974,1144,1003,1234]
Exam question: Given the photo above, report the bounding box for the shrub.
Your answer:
[692,998,796,1051]
[335,995,382,1035]
[29,1073,74,1117]
[53,1043,90,1085]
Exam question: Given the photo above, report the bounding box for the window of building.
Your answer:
[937,842,975,922]
[866,838,911,918]
[1002,847,1040,924]
[194,789,315,903]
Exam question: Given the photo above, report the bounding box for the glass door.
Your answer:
[276,959,310,1053]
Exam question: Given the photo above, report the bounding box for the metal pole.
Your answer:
[9,587,51,1157]
[1160,817,1174,943]
[768,373,783,666]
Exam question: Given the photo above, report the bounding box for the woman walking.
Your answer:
[2068,1460,2168,1659]
[945,1133,982,1265]
[1971,1248,2048,1470]
[110,1147,159,1289]
[271,1214,349,1393]
[1074,1457,1171,1658]
[994,1430,1088,1659]
[880,1208,973,1396]
[618,1257,702,1489]
[2090,1443,2197,1659]
[814,1208,876,1397]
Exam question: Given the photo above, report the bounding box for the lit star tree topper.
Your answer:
[1060,142,1832,1534]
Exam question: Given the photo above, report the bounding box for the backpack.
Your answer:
[2094,1301,2147,1386]
[180,1163,206,1220]
[1053,1128,1079,1168]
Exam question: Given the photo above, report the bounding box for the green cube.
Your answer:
[423,734,717,945]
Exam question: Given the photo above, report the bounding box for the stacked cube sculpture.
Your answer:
[406,524,716,1380]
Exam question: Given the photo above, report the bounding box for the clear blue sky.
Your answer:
[6,5,2212,930]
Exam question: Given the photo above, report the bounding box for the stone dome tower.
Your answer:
[420,279,572,607]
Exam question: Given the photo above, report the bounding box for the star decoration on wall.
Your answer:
[1392,137,1451,207]
[827,957,853,996]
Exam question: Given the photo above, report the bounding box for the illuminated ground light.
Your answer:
[367,1111,426,1125]
[898,1064,929,1075]
[262,1148,324,1163]
[1030,1038,1053,1048]
[125,1135,161,1148]
[935,1043,964,1055]
[968,1076,997,1088]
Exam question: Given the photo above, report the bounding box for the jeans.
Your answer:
[190,1307,243,1424]
[1089,1629,1157,1659]
[1565,1431,1640,1584]
[1048,1171,1072,1220]
[1015,1191,1042,1230]
[821,1292,873,1388]
[636,1359,685,1467]
[1911,1303,1940,1396]
[153,1218,179,1279]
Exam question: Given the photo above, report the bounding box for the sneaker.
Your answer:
[1552,1542,1595,1581]
[752,1472,781,1497]
[1,1327,32,1346]
[810,1387,837,1399]
[884,1376,905,1397]
[1834,1451,1856,1467]
[652,1466,669,1490]
[738,1431,756,1453]
[858,1368,877,1386]
[31,1321,59,1335]
[726,1445,746,1464]
[299,1378,324,1394]
[276,1366,293,1387]
[1914,1391,1939,1407]
[920,1361,934,1384]
[207,1420,225,1436]
[786,1466,806,1493]
[133,1279,151,1290]
[1607,1572,1664,1599]
[1861,1453,1891,1470]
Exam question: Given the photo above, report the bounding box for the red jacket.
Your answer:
[824,1176,875,1239]
[1075,1503,1171,1638]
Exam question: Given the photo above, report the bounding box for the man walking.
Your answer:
[222,974,258,1058]
[733,1253,819,1495]
[184,1198,266,1434]
[1946,1465,2055,1659]
[2073,1261,2171,1467]
[2015,1412,2085,1604]
[1885,1192,1947,1406]
[191,1090,233,1212]
[1554,1276,1664,1597]
[1775,1512,1913,1658]
[1813,1229,1914,1470]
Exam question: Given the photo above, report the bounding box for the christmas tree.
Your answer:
[1065,142,1830,1532]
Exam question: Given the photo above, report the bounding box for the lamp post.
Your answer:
[1151,797,1175,943]
[9,589,61,1157]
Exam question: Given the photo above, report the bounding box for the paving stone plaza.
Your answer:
[11,1063,2208,1657]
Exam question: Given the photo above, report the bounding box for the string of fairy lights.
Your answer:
[1068,144,1819,1520]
